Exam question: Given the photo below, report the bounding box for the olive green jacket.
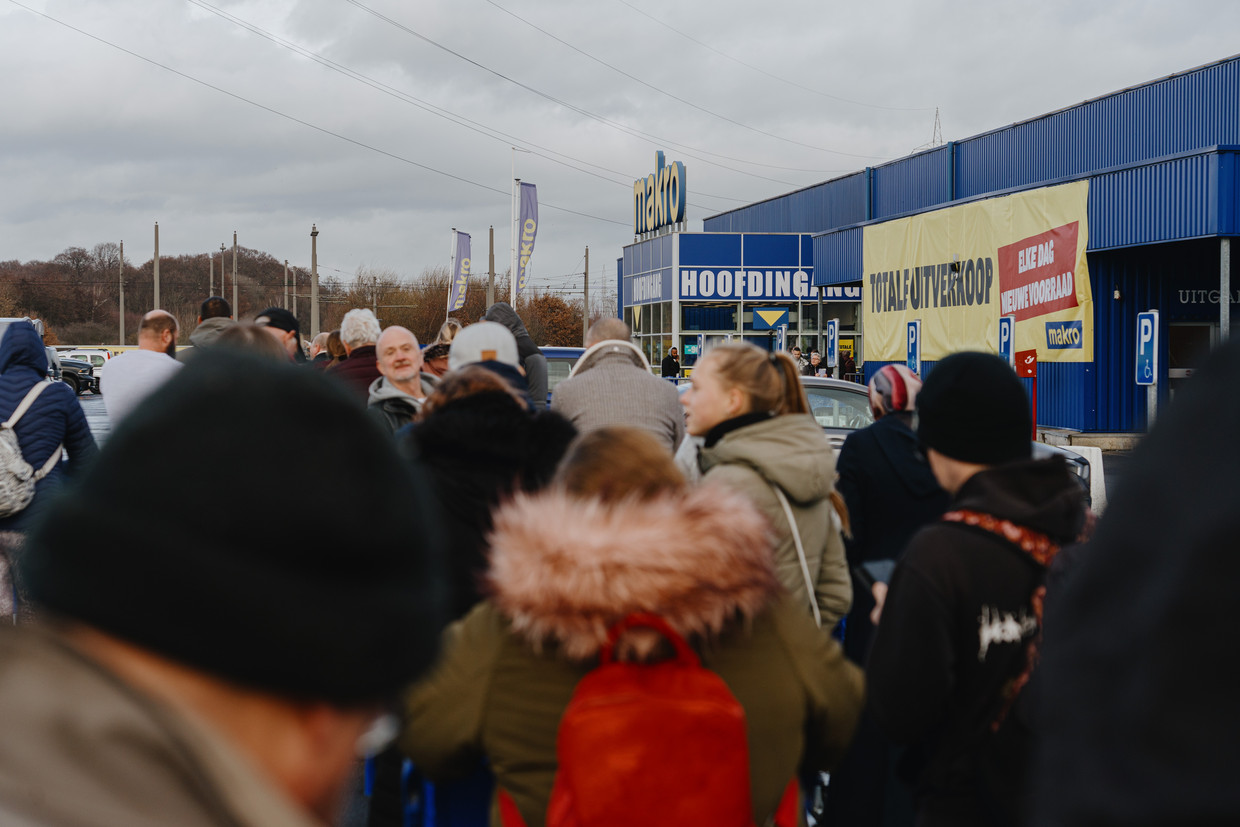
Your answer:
[699,413,853,628]
[401,486,864,827]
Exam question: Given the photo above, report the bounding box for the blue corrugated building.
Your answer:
[694,54,1240,434]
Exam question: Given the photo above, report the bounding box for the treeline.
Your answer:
[0,244,614,347]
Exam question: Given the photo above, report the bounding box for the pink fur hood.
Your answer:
[486,484,782,659]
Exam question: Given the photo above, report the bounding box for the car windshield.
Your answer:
[804,386,874,431]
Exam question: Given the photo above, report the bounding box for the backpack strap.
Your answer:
[769,483,822,629]
[3,381,52,430]
[601,613,699,667]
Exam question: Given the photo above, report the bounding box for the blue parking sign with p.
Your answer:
[1136,311,1158,386]
[907,320,921,375]
[998,315,1015,367]
[826,319,838,368]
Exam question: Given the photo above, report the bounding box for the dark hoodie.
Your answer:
[0,323,96,531]
[484,303,548,409]
[866,457,1085,826]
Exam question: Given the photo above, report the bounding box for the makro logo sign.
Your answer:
[633,151,686,235]
[1045,320,1083,349]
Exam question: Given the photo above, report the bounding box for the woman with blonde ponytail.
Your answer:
[680,342,852,628]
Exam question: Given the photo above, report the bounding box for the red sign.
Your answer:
[997,222,1080,321]
[1015,349,1038,378]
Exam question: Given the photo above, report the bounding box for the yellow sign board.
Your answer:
[862,181,1093,363]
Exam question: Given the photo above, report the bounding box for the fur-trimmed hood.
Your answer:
[569,338,651,377]
[487,484,782,660]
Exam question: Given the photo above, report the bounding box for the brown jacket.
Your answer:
[402,485,864,827]
[0,625,322,827]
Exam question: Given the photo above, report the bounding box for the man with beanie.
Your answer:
[0,350,445,826]
[865,351,1086,827]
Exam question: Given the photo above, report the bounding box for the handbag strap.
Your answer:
[770,483,822,629]
[3,382,62,481]
[3,381,51,429]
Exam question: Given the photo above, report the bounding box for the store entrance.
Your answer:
[1168,322,1216,399]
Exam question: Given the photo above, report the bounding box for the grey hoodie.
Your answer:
[366,374,437,435]
[178,317,236,364]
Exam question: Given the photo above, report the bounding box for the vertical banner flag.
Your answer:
[448,231,471,312]
[516,182,539,296]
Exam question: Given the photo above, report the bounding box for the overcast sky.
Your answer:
[2,0,1237,302]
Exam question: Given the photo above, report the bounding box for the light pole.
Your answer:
[153,222,160,310]
[220,244,226,304]
[283,259,289,311]
[232,232,238,321]
[310,225,320,338]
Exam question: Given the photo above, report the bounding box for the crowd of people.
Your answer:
[0,296,1230,827]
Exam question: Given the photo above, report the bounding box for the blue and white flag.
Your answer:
[448,230,471,312]
[516,182,538,296]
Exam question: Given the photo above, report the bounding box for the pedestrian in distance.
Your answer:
[681,342,852,630]
[803,350,823,377]
[420,342,451,378]
[401,426,864,827]
[661,345,680,379]
[551,318,684,453]
[865,351,1087,827]
[330,309,384,402]
[177,296,235,364]
[435,318,463,344]
[102,309,183,428]
[308,331,332,368]
[0,349,447,827]
[367,326,437,435]
[791,346,809,373]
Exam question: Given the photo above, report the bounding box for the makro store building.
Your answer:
[617,155,861,371]
[694,55,1240,435]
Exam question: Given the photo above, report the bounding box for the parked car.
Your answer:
[62,348,112,383]
[44,347,62,382]
[58,357,96,396]
[540,346,586,404]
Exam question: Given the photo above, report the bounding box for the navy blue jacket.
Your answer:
[0,323,96,531]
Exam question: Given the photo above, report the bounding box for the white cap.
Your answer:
[447,322,520,371]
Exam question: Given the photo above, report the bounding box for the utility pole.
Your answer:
[283,259,289,311]
[209,249,214,295]
[310,225,320,338]
[583,245,589,347]
[487,225,495,307]
[153,222,160,310]
[220,244,226,302]
[232,232,238,321]
[291,265,298,320]
[118,240,125,346]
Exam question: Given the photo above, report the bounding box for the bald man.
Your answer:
[366,326,438,435]
[102,309,184,426]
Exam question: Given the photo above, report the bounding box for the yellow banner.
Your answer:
[862,181,1093,363]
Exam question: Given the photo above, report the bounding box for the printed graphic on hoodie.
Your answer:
[977,605,1038,661]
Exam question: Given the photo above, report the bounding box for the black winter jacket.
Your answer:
[403,391,575,620]
[0,323,96,532]
[866,457,1085,826]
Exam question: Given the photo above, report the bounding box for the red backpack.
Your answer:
[499,613,799,827]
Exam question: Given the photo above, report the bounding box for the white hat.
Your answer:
[447,322,520,371]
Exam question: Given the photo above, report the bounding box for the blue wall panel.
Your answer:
[870,146,952,220]
[1088,154,1220,250]
[812,228,862,286]
[704,173,866,233]
[955,57,1240,197]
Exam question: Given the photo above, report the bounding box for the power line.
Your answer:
[341,0,886,180]
[481,0,881,158]
[6,0,630,228]
[614,0,935,113]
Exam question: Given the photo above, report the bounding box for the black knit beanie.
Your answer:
[21,350,447,706]
[916,351,1032,465]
